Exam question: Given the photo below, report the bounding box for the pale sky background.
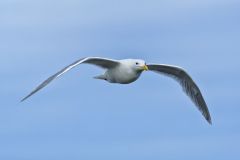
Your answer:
[0,0,240,159]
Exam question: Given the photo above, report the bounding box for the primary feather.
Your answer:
[147,64,212,124]
[21,57,119,102]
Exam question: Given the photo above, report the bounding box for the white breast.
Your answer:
[106,63,141,84]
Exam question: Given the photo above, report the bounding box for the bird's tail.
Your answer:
[93,74,107,81]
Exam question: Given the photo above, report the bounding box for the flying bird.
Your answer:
[21,57,212,124]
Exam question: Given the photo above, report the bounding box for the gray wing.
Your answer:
[147,64,212,124]
[21,57,120,102]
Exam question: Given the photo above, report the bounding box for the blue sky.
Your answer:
[1,0,240,159]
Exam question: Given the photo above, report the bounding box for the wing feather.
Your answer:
[21,57,119,102]
[147,64,212,124]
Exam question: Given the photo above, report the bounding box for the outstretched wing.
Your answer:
[147,64,212,124]
[21,57,120,102]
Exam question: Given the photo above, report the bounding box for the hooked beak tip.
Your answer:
[143,65,149,71]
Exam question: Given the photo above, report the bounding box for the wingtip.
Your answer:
[20,95,30,103]
[206,117,212,125]
[20,97,26,103]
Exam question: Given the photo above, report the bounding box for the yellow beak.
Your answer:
[143,65,149,71]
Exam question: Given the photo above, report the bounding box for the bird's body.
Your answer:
[98,59,145,84]
[21,57,212,124]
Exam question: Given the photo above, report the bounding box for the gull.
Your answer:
[21,57,212,124]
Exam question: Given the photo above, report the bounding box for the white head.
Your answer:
[121,59,148,72]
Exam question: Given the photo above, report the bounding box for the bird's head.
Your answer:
[122,59,148,72]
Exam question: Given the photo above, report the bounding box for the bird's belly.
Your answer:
[116,74,139,84]
[106,69,140,84]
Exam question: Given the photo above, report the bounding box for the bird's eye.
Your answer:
[136,62,139,65]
